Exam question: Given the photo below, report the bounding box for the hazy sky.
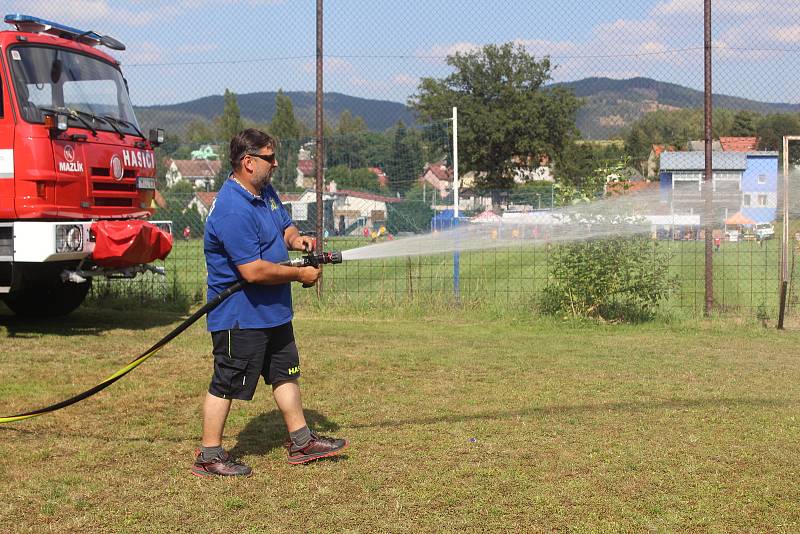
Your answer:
[5,0,800,106]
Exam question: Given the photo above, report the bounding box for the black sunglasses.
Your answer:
[244,153,276,164]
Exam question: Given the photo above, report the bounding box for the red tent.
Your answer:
[471,209,501,223]
[725,212,755,226]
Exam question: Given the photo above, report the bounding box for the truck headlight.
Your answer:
[56,225,83,253]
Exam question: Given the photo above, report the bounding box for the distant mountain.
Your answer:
[134,92,417,138]
[134,78,800,141]
[554,77,800,139]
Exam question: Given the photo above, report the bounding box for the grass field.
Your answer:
[90,235,797,319]
[1,307,799,532]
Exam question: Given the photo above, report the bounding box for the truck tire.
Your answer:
[2,279,92,317]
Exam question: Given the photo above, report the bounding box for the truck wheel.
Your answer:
[2,279,92,317]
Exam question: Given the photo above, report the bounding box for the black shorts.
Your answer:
[208,322,300,401]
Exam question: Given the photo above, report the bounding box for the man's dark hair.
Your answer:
[230,129,277,171]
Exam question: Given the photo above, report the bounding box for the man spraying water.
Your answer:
[193,129,348,477]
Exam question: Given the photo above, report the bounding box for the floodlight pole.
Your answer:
[315,0,324,298]
[452,106,461,303]
[703,0,714,317]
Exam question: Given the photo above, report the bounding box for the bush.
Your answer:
[539,236,677,322]
[387,201,434,234]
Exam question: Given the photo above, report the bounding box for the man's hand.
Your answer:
[296,265,321,286]
[290,235,316,252]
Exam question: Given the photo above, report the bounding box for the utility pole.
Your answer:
[703,0,714,316]
[315,0,324,297]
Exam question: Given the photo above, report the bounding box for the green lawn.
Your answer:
[1,308,799,531]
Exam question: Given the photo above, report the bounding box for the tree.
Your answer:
[757,113,800,163]
[324,111,370,170]
[385,121,423,194]
[419,120,451,166]
[269,90,303,191]
[624,107,760,167]
[410,42,581,191]
[403,182,427,202]
[218,89,243,141]
[169,180,195,195]
[731,110,760,137]
[553,141,596,198]
[387,201,434,234]
[326,133,367,168]
[336,110,368,135]
[326,165,384,193]
[359,131,393,170]
[270,90,301,141]
[185,120,216,144]
[215,89,243,180]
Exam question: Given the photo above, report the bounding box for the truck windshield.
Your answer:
[8,45,141,136]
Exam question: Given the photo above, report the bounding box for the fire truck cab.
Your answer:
[0,14,172,316]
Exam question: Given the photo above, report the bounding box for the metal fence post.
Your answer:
[452,106,461,304]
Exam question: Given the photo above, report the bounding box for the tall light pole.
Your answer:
[703,0,714,316]
[315,0,324,297]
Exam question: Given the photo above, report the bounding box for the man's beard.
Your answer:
[252,169,273,190]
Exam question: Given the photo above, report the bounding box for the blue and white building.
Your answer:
[659,151,778,224]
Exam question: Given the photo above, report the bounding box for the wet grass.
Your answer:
[1,309,799,531]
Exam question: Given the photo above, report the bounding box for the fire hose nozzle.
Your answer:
[317,251,342,265]
[281,250,343,268]
[280,250,342,288]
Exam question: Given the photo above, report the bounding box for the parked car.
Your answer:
[754,223,775,241]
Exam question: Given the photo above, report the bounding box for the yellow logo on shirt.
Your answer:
[270,199,278,211]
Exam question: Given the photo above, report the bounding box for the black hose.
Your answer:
[0,281,245,424]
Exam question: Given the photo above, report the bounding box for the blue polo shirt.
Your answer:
[204,177,294,331]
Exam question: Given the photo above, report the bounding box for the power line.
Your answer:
[125,55,314,67]
[123,46,800,68]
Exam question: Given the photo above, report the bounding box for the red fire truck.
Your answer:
[0,14,173,316]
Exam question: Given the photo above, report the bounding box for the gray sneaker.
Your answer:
[285,430,349,465]
[191,449,252,477]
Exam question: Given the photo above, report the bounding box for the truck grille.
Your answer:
[91,167,138,208]
[94,182,137,192]
[95,198,134,207]
[91,167,136,178]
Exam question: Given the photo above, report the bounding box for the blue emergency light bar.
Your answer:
[3,14,125,51]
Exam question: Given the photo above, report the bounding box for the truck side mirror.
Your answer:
[149,128,165,147]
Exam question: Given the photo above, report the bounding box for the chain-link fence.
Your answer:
[19,0,789,318]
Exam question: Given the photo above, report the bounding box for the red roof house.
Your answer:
[719,137,759,152]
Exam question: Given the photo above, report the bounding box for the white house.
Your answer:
[332,189,402,234]
[188,190,311,221]
[166,159,221,189]
[295,144,317,189]
[419,160,452,198]
[512,154,554,184]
